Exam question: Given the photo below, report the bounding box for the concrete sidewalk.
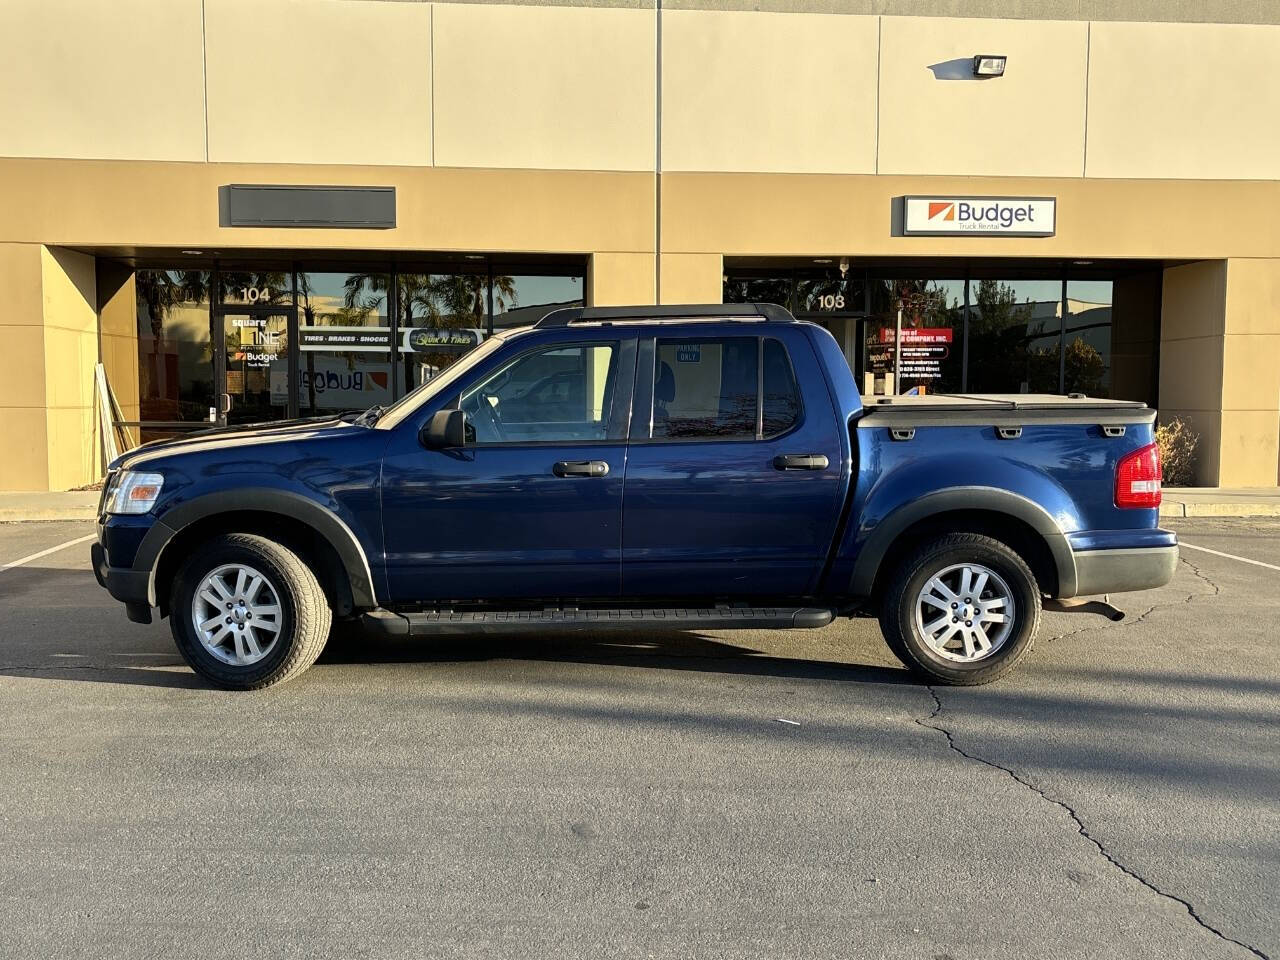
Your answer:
[3,486,1280,522]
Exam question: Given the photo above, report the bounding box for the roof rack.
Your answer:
[535,302,798,328]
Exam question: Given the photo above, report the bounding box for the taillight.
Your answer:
[1115,442,1162,509]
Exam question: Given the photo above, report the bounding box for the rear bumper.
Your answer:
[1072,545,1179,597]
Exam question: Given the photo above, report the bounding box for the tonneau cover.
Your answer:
[856,393,1154,427]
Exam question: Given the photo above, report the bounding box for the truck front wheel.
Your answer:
[879,533,1041,685]
[170,533,332,690]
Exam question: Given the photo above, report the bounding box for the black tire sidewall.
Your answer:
[170,537,300,688]
[887,537,1040,684]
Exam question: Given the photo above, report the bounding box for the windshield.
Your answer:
[374,336,508,430]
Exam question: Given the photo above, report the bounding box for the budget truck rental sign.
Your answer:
[903,196,1056,237]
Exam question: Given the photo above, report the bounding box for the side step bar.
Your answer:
[361,606,836,637]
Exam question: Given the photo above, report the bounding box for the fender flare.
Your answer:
[134,489,378,609]
[848,486,1078,598]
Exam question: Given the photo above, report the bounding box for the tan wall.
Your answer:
[3,5,1280,185]
[659,254,723,305]
[0,159,655,257]
[659,172,1280,261]
[661,11,878,174]
[0,244,49,491]
[205,0,432,166]
[433,4,656,172]
[0,0,205,163]
[41,248,100,491]
[1086,21,1280,180]
[1220,259,1280,487]
[878,16,1088,177]
[1160,259,1280,488]
[0,245,103,492]
[589,253,656,307]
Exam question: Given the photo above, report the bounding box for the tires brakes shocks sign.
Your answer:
[903,196,1056,237]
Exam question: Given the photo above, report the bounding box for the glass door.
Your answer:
[214,306,298,426]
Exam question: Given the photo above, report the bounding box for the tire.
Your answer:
[169,533,332,690]
[879,533,1041,686]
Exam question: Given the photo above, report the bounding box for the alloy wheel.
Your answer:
[913,562,1016,663]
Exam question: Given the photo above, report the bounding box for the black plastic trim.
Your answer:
[1073,546,1179,596]
[135,491,378,608]
[380,605,835,635]
[849,486,1078,598]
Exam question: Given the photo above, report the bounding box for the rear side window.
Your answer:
[762,337,801,436]
[652,337,801,440]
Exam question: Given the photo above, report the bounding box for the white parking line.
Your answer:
[1180,541,1280,573]
[0,533,97,574]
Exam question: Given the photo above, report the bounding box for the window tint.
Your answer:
[460,343,617,444]
[653,337,758,440]
[762,338,801,435]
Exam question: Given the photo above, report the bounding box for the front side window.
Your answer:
[652,337,800,441]
[460,343,618,444]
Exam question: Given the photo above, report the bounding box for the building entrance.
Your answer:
[214,305,297,425]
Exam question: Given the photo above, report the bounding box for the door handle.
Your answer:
[773,453,829,471]
[219,393,233,415]
[553,460,609,478]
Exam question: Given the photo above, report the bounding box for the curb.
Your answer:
[1159,501,1280,519]
[0,508,98,522]
[0,494,99,523]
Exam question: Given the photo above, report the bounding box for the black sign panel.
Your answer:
[221,185,396,228]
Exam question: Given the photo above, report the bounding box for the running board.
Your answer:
[361,606,835,637]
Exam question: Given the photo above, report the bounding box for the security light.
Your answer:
[972,55,1007,78]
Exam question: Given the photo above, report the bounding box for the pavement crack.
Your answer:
[1180,554,1223,597]
[915,686,1269,960]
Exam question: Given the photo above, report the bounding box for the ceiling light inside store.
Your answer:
[1073,260,1094,266]
[464,255,485,260]
[813,258,833,264]
[972,55,1007,78]
[181,250,203,255]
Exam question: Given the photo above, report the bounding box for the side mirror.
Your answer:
[422,408,467,449]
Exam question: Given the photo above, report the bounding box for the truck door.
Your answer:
[379,336,636,602]
[622,328,846,598]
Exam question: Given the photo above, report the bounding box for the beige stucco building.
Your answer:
[1,0,1278,490]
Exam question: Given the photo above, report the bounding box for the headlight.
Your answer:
[104,471,165,515]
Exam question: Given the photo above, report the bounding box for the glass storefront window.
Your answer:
[217,268,293,308]
[397,271,489,391]
[966,279,1064,394]
[134,269,214,439]
[1065,280,1113,397]
[724,272,795,311]
[865,279,964,396]
[296,270,394,415]
[492,273,585,332]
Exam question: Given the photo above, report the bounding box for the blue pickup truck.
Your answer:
[92,303,1177,689]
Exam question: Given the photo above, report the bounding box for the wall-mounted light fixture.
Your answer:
[972,55,1007,78]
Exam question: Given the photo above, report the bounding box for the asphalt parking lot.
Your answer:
[0,519,1276,960]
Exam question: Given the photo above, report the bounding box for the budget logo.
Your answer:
[904,196,1057,237]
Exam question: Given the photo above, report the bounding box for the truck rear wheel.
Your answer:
[170,533,332,690]
[879,533,1041,685]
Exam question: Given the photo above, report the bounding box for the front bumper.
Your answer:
[1072,544,1179,597]
[90,541,153,623]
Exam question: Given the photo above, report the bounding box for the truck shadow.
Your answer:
[316,621,916,687]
